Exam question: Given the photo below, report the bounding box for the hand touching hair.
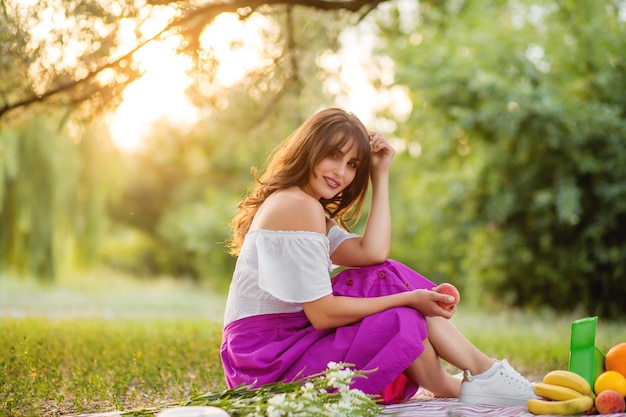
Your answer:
[226,108,371,256]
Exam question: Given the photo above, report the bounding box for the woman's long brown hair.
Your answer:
[226,108,372,256]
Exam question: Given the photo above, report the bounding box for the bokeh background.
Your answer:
[1,0,625,319]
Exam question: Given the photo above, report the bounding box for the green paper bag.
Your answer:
[568,316,605,388]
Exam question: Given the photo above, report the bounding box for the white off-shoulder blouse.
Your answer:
[223,225,358,325]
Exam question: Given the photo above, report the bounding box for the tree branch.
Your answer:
[0,0,388,120]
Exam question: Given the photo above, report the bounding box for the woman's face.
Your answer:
[303,139,361,200]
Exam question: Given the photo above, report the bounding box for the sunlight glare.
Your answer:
[109,11,274,151]
[109,38,199,151]
[109,19,199,151]
[199,13,276,87]
[327,24,412,128]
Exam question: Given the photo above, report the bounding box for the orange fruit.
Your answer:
[606,342,626,379]
[595,371,626,397]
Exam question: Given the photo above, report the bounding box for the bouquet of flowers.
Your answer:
[124,362,382,417]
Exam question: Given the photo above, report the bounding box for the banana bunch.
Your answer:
[527,370,595,415]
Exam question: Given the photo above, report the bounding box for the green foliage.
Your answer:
[1,0,143,117]
[0,1,34,106]
[3,0,624,320]
[1,1,345,283]
[388,148,479,287]
[0,114,122,279]
[105,119,250,283]
[378,0,626,317]
[1,0,131,278]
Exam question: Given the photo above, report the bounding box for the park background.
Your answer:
[1,0,625,416]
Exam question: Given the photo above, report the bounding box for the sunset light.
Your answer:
[108,12,275,151]
[108,36,199,151]
[108,13,197,151]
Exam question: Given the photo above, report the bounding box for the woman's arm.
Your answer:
[330,133,394,267]
[302,290,456,330]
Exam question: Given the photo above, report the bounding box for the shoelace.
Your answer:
[501,361,533,388]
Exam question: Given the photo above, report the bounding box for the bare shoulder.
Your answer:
[251,187,325,233]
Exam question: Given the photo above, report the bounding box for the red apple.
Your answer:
[434,283,460,310]
[595,390,626,414]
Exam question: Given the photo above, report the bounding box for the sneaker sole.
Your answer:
[459,394,530,407]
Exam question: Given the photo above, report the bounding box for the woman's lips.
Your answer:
[324,176,340,189]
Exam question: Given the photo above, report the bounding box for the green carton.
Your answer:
[568,316,605,388]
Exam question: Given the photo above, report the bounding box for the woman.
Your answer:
[221,108,535,405]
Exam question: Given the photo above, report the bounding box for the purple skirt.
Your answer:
[220,259,436,403]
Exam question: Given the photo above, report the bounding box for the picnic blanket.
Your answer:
[385,396,531,416]
[68,395,626,417]
[385,396,558,416]
[381,390,626,417]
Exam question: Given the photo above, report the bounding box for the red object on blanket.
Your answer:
[381,373,415,404]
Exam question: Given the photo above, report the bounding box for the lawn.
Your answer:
[1,274,624,417]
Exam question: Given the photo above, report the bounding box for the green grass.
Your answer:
[1,274,624,417]
[450,307,625,380]
[1,272,228,417]
[1,317,224,417]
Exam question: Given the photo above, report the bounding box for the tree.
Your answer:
[0,114,121,279]
[379,0,626,318]
[0,0,389,282]
[0,0,388,121]
[104,6,356,283]
[0,0,141,120]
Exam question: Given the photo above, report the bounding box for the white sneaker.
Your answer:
[459,359,537,406]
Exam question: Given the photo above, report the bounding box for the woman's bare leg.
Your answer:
[404,338,462,397]
[426,316,494,375]
[404,316,495,398]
